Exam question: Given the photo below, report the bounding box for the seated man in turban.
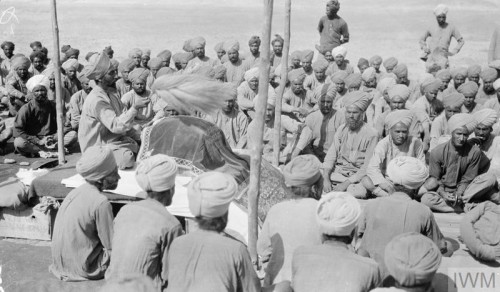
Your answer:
[358,156,447,277]
[146,57,165,89]
[300,50,314,76]
[429,92,464,150]
[62,59,82,96]
[50,146,118,281]
[106,155,183,290]
[372,233,442,292]
[29,50,47,76]
[322,91,378,198]
[293,84,344,161]
[237,67,260,118]
[45,67,71,109]
[467,64,481,85]
[393,64,421,105]
[116,59,136,97]
[362,67,382,125]
[258,155,323,287]
[484,79,500,116]
[243,36,261,68]
[422,113,498,212]
[419,4,464,61]
[444,67,468,96]
[412,76,444,122]
[371,76,396,126]
[205,89,249,149]
[13,75,77,156]
[369,55,383,79]
[345,73,362,92]
[79,53,150,169]
[317,0,349,51]
[222,40,251,86]
[304,58,329,92]
[5,56,32,116]
[270,34,284,74]
[186,37,220,70]
[459,81,482,113]
[460,201,500,262]
[435,68,452,100]
[281,68,314,122]
[476,68,498,105]
[382,57,398,76]
[167,172,261,292]
[292,192,381,292]
[330,71,349,108]
[0,41,15,84]
[289,51,302,70]
[157,50,172,68]
[363,110,425,197]
[141,49,151,69]
[69,74,93,131]
[214,42,225,62]
[326,46,354,76]
[129,49,143,68]
[357,58,369,74]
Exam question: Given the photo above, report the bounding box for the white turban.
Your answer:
[361,67,376,82]
[62,59,79,71]
[76,146,117,182]
[387,156,429,190]
[188,171,237,218]
[83,53,111,80]
[474,109,498,128]
[223,40,240,52]
[493,79,500,91]
[316,192,361,236]
[377,77,396,94]
[135,154,178,192]
[282,155,321,187]
[244,67,260,82]
[448,113,477,134]
[331,45,347,58]
[433,4,448,16]
[26,75,49,92]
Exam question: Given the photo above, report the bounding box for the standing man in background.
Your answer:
[318,0,349,53]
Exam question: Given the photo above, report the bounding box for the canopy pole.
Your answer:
[248,0,274,270]
[272,0,291,167]
[50,0,66,165]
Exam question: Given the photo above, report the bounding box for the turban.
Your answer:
[448,113,477,133]
[301,50,314,63]
[457,81,479,96]
[30,41,42,49]
[178,52,194,64]
[148,57,164,70]
[118,59,136,73]
[451,67,468,79]
[312,83,336,101]
[156,67,176,77]
[290,50,301,61]
[76,146,117,182]
[331,71,349,83]
[474,108,498,127]
[77,73,89,84]
[11,56,31,70]
[282,155,321,187]
[387,156,429,189]
[331,46,347,58]
[481,68,498,82]
[188,171,237,218]
[214,42,225,53]
[377,77,397,94]
[312,59,329,72]
[244,67,260,82]
[103,46,113,55]
[362,67,376,82]
[213,65,227,80]
[385,232,442,287]
[385,109,413,129]
[342,91,372,112]
[85,51,97,61]
[315,44,331,55]
[435,69,452,80]
[316,192,361,236]
[0,41,13,50]
[182,39,194,52]
[157,50,172,62]
[383,57,398,71]
[248,36,261,45]
[26,75,49,92]
[128,48,143,58]
[369,55,383,65]
[223,40,240,52]
[421,77,442,94]
[110,59,119,71]
[393,64,408,78]
[288,69,306,83]
[65,48,80,59]
[43,64,55,78]
[60,44,70,53]
[136,154,178,192]
[460,201,500,262]
[62,59,79,71]
[128,68,150,83]
[272,34,284,45]
[345,73,362,89]
[357,58,369,68]
[467,64,481,77]
[190,36,206,49]
[442,92,465,109]
[29,51,46,62]
[142,49,151,57]
[83,53,111,80]
[388,84,410,101]
[433,4,449,16]
[494,79,500,91]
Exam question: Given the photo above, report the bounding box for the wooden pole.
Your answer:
[50,0,66,165]
[272,0,291,167]
[248,0,274,269]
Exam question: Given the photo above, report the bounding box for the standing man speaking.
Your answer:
[318,0,349,53]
